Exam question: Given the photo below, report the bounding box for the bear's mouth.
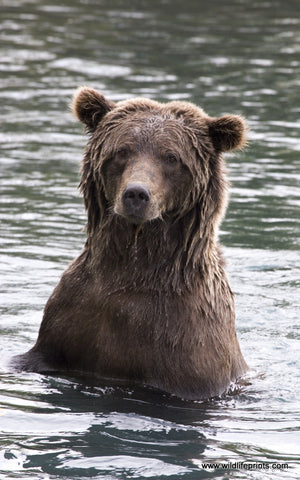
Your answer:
[120,212,148,225]
[114,208,159,225]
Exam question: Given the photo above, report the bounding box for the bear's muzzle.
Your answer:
[121,183,151,222]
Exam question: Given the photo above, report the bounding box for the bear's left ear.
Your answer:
[208,115,248,152]
[71,86,116,132]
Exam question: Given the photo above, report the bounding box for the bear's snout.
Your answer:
[112,160,164,223]
[122,183,151,219]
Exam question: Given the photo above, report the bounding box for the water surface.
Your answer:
[0,0,299,478]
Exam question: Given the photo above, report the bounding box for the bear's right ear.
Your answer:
[71,87,116,132]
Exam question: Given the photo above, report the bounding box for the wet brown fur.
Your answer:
[12,87,248,400]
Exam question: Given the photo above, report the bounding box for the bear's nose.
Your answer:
[122,183,151,216]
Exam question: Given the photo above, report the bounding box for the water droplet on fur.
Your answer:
[132,243,137,257]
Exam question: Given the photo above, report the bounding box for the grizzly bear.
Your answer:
[12,87,248,400]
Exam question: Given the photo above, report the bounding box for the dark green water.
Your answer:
[0,0,299,479]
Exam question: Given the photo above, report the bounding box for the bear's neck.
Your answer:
[86,214,222,293]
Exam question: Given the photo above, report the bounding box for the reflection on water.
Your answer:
[0,0,299,478]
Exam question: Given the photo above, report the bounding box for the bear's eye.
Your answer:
[116,146,130,160]
[164,152,179,165]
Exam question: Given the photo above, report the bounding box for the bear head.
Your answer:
[72,87,247,249]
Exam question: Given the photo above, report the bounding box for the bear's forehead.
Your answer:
[128,115,184,137]
[105,112,198,144]
[105,118,193,156]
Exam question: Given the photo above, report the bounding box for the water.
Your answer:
[0,0,299,478]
